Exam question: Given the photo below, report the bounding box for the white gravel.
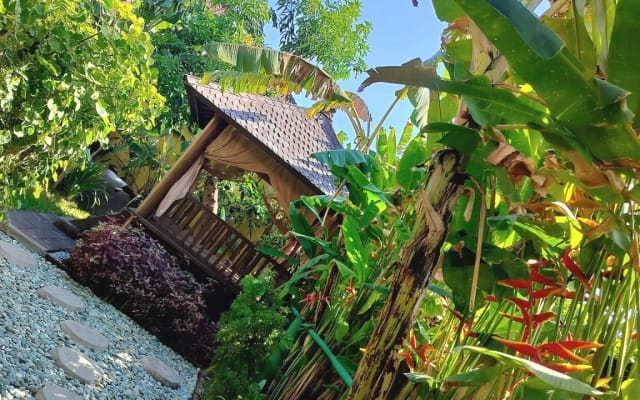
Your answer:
[0,230,198,400]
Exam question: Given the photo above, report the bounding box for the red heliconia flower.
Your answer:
[529,269,558,287]
[493,337,541,362]
[415,343,434,363]
[485,294,498,302]
[530,287,564,299]
[561,248,592,292]
[498,279,533,290]
[553,340,604,351]
[538,342,588,364]
[494,336,602,368]
[403,350,414,371]
[506,297,531,310]
[541,362,593,373]
[344,278,357,306]
[409,328,417,350]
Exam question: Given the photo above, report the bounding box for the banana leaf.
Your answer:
[203,43,350,103]
[608,0,640,128]
[452,0,640,164]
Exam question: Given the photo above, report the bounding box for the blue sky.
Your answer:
[264,1,445,140]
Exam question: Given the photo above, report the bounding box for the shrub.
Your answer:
[69,222,216,366]
[205,272,289,400]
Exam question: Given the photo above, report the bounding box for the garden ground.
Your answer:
[0,227,198,400]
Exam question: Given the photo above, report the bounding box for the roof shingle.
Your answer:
[184,75,342,195]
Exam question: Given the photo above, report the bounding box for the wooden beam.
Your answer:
[136,116,226,218]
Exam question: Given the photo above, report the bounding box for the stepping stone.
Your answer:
[51,347,102,384]
[60,320,109,351]
[0,240,37,268]
[141,356,181,389]
[36,383,82,400]
[37,286,86,311]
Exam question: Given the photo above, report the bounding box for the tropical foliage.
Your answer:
[273,0,371,79]
[0,0,164,206]
[205,0,640,399]
[69,222,216,367]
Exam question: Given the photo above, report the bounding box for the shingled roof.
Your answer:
[184,75,342,195]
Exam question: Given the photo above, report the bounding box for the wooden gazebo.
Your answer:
[130,75,342,289]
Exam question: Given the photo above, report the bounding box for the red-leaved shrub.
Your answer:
[69,222,216,366]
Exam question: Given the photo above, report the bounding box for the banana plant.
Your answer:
[345,0,640,398]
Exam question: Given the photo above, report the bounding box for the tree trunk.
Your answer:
[347,150,465,400]
[202,175,219,214]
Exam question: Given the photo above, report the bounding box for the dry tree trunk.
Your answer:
[346,150,465,400]
[202,175,219,214]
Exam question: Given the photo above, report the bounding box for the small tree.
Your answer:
[205,272,289,400]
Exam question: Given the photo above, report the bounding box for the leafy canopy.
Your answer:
[0,0,164,203]
[274,0,371,80]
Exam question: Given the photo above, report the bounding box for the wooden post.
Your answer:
[135,116,226,218]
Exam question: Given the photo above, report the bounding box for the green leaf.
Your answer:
[404,372,436,385]
[95,100,109,120]
[512,218,566,249]
[204,43,350,102]
[432,0,465,22]
[621,378,640,400]
[453,0,640,162]
[455,346,604,396]
[334,260,355,279]
[608,0,640,127]
[312,149,372,171]
[289,202,316,257]
[255,246,297,265]
[445,366,502,386]
[443,247,495,310]
[541,4,596,73]
[342,216,366,281]
[335,319,349,342]
[423,123,481,155]
[397,136,429,190]
[408,86,429,128]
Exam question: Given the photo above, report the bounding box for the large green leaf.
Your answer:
[453,0,640,163]
[455,346,605,396]
[360,61,552,128]
[203,43,350,102]
[541,4,596,73]
[608,0,640,127]
[397,135,430,190]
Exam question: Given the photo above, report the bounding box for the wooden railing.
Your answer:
[132,196,288,289]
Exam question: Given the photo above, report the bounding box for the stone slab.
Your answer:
[5,210,76,255]
[141,356,181,389]
[0,240,37,268]
[51,346,102,384]
[37,286,86,311]
[36,383,83,400]
[61,320,109,351]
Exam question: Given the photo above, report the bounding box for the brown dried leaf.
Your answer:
[486,142,534,186]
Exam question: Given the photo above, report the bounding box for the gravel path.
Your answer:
[0,231,198,399]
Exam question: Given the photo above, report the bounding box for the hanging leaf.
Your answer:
[455,346,604,396]
[204,43,351,103]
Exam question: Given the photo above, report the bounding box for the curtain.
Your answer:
[154,125,316,218]
[203,126,315,216]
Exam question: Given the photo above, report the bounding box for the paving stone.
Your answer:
[0,240,37,268]
[60,320,109,351]
[36,383,82,400]
[37,286,86,311]
[51,347,102,384]
[141,356,181,389]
